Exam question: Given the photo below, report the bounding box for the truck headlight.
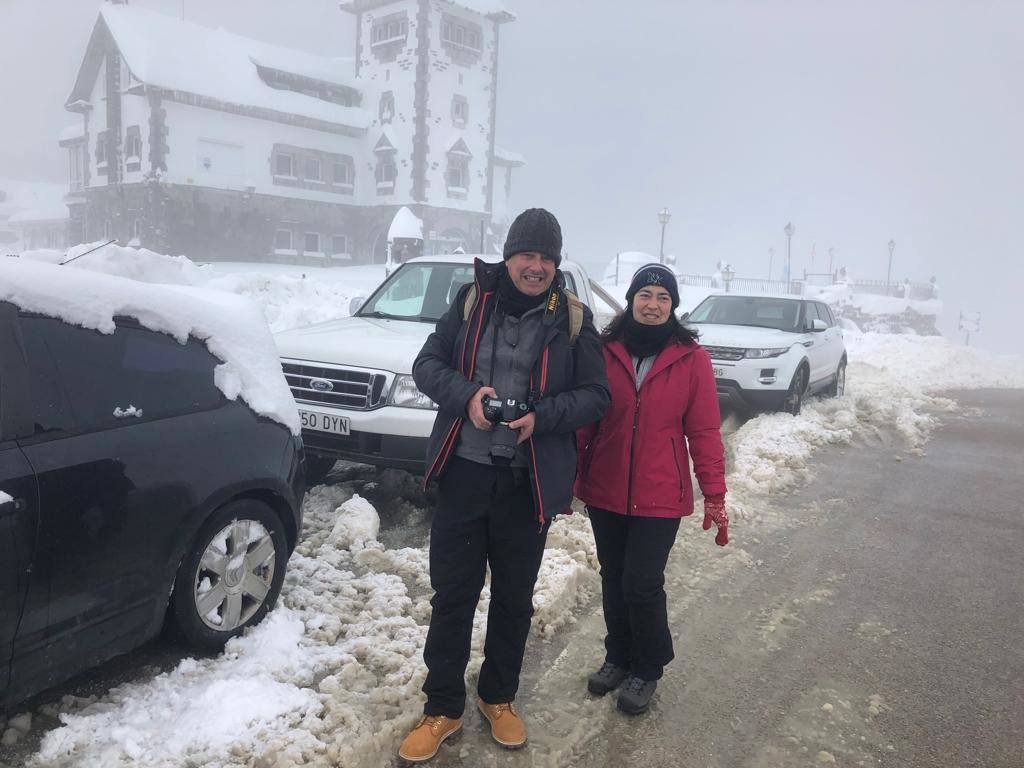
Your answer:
[744,347,789,359]
[388,375,437,409]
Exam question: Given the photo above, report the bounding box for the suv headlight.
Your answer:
[744,347,789,359]
[388,375,437,409]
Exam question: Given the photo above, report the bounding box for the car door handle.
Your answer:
[0,496,26,519]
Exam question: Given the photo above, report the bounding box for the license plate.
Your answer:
[299,410,351,435]
[713,367,725,378]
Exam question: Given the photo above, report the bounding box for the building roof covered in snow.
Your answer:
[388,207,424,241]
[494,147,526,167]
[66,4,371,131]
[339,0,514,22]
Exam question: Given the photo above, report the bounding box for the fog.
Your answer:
[1,0,1020,353]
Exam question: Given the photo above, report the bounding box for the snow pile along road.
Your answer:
[30,485,599,768]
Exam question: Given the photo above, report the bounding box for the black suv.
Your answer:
[0,302,305,710]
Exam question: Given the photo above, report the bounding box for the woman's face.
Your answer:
[632,285,673,325]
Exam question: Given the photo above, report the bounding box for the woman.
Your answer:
[574,263,728,715]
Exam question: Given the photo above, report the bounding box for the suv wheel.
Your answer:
[169,499,287,650]
[779,365,808,415]
[826,360,847,397]
[305,454,337,487]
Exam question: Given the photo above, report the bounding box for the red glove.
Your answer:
[702,494,729,547]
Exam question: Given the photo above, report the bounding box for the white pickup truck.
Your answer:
[273,253,621,484]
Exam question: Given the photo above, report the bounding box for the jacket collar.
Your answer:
[607,337,697,386]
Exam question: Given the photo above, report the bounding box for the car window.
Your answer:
[562,270,578,296]
[360,263,477,322]
[688,296,801,332]
[18,315,223,432]
[804,302,821,328]
[816,302,835,327]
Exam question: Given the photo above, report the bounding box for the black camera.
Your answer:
[482,395,530,425]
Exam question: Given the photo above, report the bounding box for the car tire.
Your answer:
[304,454,337,487]
[779,364,808,415]
[168,499,288,651]
[825,359,847,398]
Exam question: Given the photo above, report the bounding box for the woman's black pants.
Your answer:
[588,506,680,681]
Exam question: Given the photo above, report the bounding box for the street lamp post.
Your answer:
[768,246,774,281]
[658,207,671,265]
[722,264,735,293]
[886,239,896,295]
[828,246,835,277]
[784,221,795,290]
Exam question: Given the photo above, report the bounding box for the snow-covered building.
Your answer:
[0,178,70,253]
[61,0,522,263]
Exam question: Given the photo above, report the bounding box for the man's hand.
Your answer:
[466,386,497,430]
[508,411,536,444]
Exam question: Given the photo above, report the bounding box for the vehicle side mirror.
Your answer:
[811,318,827,332]
[680,311,690,321]
[348,297,365,316]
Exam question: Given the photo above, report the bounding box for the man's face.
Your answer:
[506,251,556,296]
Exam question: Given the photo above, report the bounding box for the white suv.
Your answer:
[273,254,619,484]
[685,294,847,415]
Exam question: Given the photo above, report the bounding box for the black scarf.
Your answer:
[622,314,675,359]
[497,268,547,318]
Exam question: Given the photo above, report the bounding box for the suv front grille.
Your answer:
[282,360,390,410]
[702,345,745,361]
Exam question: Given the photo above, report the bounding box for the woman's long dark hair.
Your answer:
[599,310,700,346]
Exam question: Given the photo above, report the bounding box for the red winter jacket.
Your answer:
[574,339,726,518]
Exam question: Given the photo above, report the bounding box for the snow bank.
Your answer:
[0,258,299,435]
[30,485,598,768]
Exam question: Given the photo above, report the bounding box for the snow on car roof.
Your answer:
[0,258,300,435]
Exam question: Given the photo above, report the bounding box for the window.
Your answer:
[133,219,142,240]
[379,91,395,124]
[274,153,293,177]
[446,156,469,189]
[331,235,349,257]
[376,158,396,188]
[103,220,112,239]
[96,131,107,166]
[125,126,142,159]
[19,316,223,433]
[371,16,407,46]
[304,232,321,254]
[441,16,482,52]
[274,229,293,251]
[333,161,352,186]
[304,157,321,182]
[69,145,83,191]
[452,95,468,126]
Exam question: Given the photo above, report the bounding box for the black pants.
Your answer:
[422,456,549,718]
[588,506,681,681]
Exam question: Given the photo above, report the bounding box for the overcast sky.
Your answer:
[1,0,1020,352]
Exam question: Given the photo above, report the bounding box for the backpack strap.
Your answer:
[462,284,478,322]
[563,289,585,346]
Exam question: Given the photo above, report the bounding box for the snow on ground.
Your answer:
[29,483,599,768]
[11,246,1024,768]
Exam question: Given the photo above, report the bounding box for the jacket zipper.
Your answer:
[625,394,640,516]
[670,436,684,501]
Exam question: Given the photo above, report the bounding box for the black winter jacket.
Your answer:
[413,259,610,523]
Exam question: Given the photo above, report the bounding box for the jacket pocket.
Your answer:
[670,436,684,501]
[581,428,605,478]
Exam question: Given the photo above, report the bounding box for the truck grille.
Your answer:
[702,345,745,361]
[281,360,390,410]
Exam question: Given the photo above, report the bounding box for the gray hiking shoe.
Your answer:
[616,674,657,714]
[587,662,629,695]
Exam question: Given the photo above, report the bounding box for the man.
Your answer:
[399,208,610,762]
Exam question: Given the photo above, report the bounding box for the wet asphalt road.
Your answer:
[562,389,1024,768]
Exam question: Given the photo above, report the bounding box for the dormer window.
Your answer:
[374,132,398,195]
[446,137,472,199]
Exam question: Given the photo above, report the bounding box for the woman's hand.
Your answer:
[702,494,729,546]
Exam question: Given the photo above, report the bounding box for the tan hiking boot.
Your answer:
[477,698,527,748]
[397,715,462,763]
